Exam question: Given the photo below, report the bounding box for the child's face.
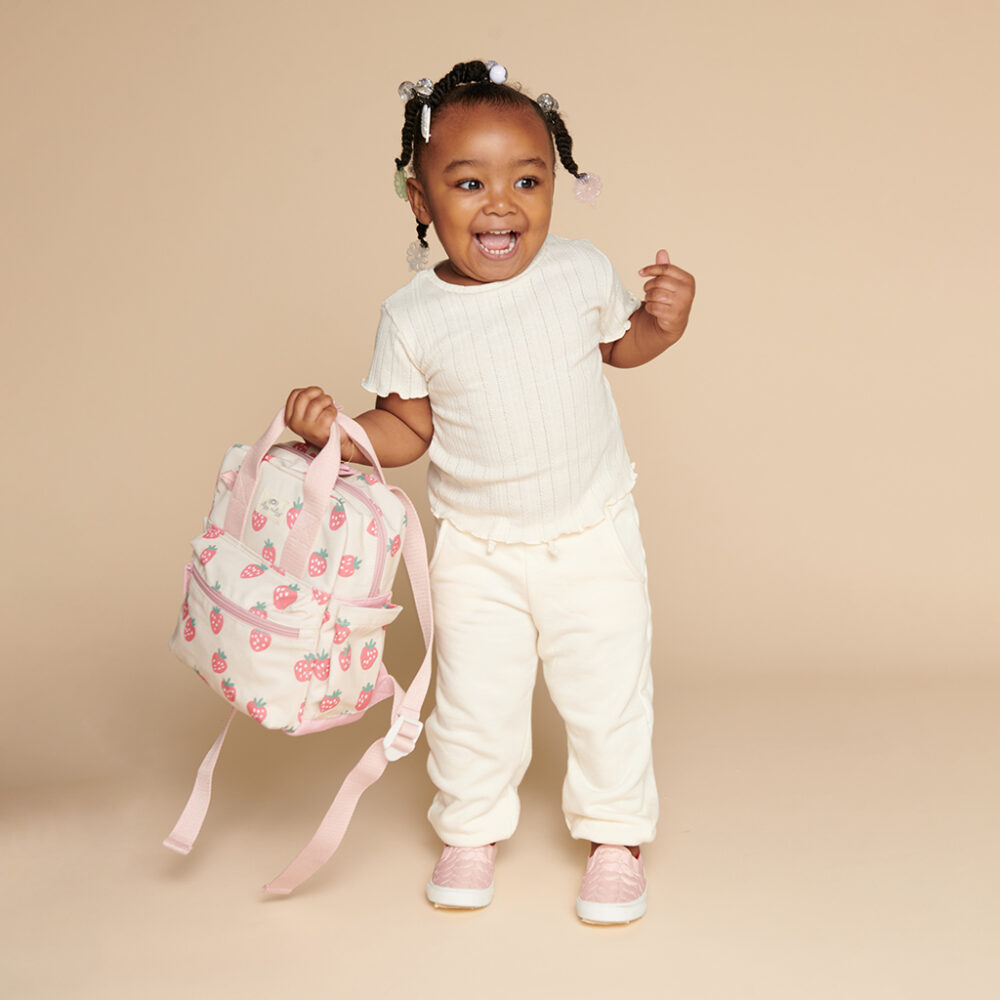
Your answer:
[406,103,555,286]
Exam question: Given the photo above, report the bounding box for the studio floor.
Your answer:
[5,670,997,999]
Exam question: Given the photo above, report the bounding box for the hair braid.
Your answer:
[396,61,490,172]
[548,112,581,178]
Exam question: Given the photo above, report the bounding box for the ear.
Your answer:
[406,177,432,226]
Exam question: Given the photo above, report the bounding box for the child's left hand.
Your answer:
[638,250,695,345]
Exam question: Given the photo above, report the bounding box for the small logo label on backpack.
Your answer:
[257,497,284,521]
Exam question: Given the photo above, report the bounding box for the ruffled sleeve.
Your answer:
[598,260,643,344]
[360,306,429,399]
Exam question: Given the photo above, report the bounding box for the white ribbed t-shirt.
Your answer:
[361,235,642,543]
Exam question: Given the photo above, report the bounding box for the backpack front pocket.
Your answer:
[171,533,323,730]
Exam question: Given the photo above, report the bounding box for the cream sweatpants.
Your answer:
[425,493,658,847]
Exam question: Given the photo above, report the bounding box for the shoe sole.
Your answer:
[575,889,647,925]
[426,881,494,909]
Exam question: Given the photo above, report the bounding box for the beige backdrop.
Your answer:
[3,0,998,997]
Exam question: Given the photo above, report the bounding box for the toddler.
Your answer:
[286,60,695,924]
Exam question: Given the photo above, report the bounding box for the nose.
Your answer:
[484,185,516,215]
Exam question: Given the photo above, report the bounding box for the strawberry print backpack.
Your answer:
[164,408,432,895]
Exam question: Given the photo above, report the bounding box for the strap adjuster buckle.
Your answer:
[383,713,423,762]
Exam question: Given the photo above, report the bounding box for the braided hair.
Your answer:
[395,60,585,249]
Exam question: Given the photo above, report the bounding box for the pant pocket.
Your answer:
[604,494,648,584]
[428,517,451,577]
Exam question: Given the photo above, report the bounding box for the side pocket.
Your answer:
[309,599,403,721]
[605,495,648,584]
[427,517,450,577]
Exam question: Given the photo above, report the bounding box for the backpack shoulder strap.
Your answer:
[262,487,433,896]
[163,708,237,855]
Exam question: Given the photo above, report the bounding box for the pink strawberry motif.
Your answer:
[367,518,378,536]
[293,653,330,682]
[183,617,196,641]
[251,511,267,532]
[287,499,303,528]
[247,698,268,722]
[298,700,306,724]
[333,618,351,644]
[329,501,346,530]
[354,683,375,711]
[249,602,268,618]
[338,555,361,578]
[273,584,299,610]
[308,549,328,578]
[338,644,352,671]
[311,587,331,605]
[241,563,268,579]
[357,473,377,485]
[360,639,378,670]
[293,655,314,681]
[262,540,276,565]
[210,605,224,634]
[203,524,224,539]
[221,677,236,702]
[212,649,228,673]
[199,546,217,566]
[320,690,342,712]
[389,534,401,557]
[182,597,189,619]
[250,628,271,653]
[322,607,331,624]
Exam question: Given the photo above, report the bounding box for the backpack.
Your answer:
[164,408,432,895]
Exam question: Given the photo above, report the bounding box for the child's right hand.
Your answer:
[285,386,337,449]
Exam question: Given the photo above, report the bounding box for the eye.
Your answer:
[457,179,482,191]
[515,176,541,189]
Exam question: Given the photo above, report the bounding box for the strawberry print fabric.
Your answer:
[170,442,407,734]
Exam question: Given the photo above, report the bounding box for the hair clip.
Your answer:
[407,240,429,271]
[420,103,432,143]
[537,92,559,115]
[573,172,603,205]
[485,60,508,84]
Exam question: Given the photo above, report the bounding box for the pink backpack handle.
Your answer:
[280,414,385,577]
[223,409,387,578]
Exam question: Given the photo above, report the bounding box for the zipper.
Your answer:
[190,567,302,637]
[337,480,387,597]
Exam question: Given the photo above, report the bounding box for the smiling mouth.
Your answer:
[475,231,519,258]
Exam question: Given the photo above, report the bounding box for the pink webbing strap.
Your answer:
[281,412,388,578]
[163,708,237,855]
[391,488,434,720]
[262,682,410,895]
[262,488,434,896]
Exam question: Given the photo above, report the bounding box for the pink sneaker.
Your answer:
[575,845,648,924]
[426,844,497,909]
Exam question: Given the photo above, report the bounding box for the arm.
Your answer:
[284,386,433,468]
[601,249,695,369]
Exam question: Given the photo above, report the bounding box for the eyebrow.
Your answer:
[441,156,551,173]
